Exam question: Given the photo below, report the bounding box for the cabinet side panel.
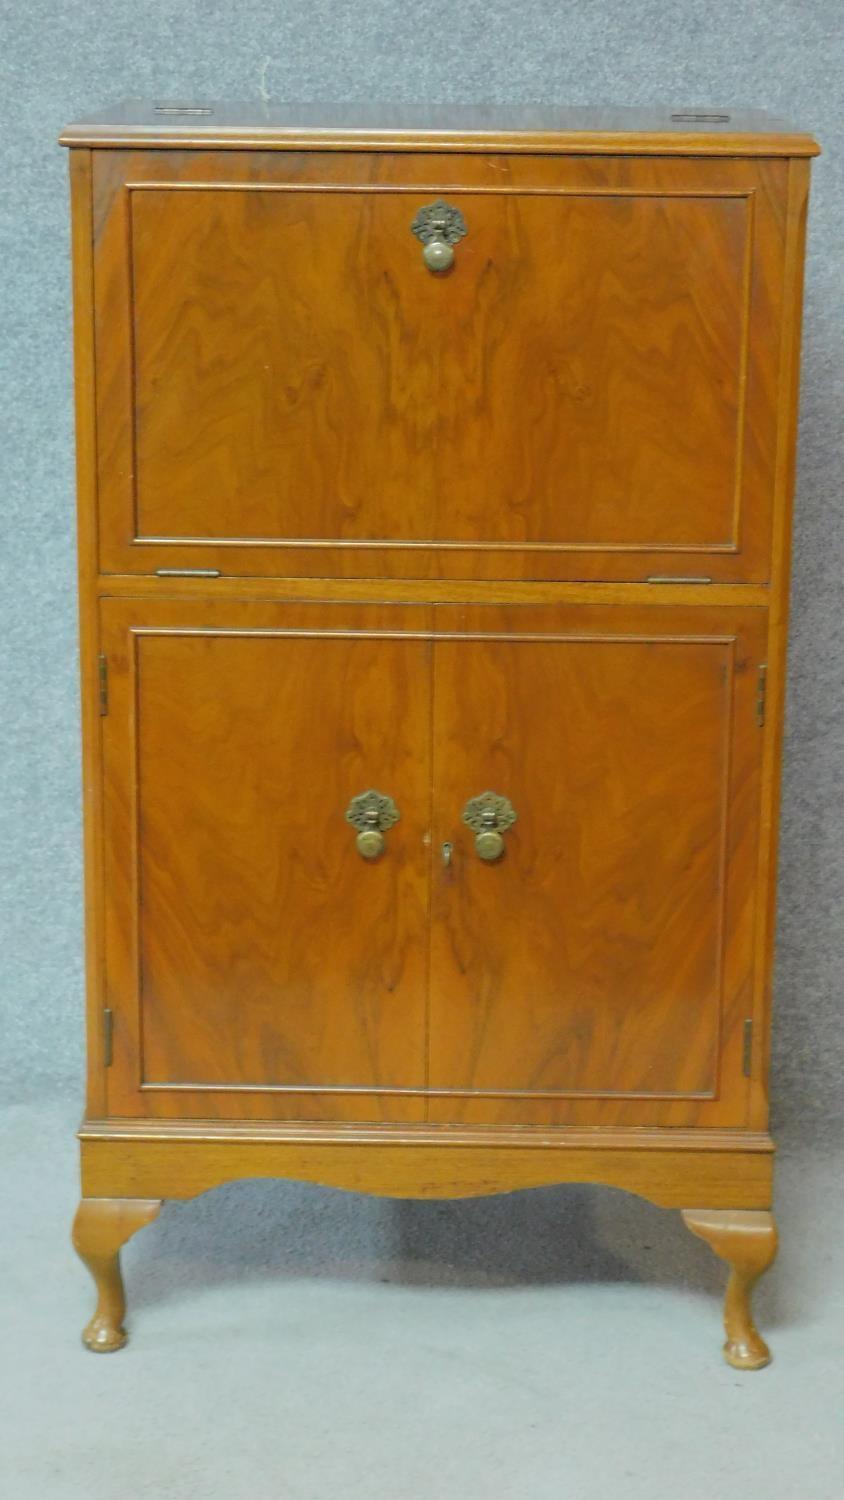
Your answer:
[70,148,106,1115]
[749,157,813,1128]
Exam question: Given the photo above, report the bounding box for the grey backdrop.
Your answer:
[1,1,841,1136]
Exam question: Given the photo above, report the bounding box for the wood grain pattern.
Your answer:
[129,187,747,548]
[92,150,788,582]
[61,114,816,1358]
[101,599,433,1121]
[99,596,766,1129]
[428,604,767,1127]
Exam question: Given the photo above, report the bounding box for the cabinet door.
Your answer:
[428,605,767,1127]
[93,150,786,581]
[100,599,432,1121]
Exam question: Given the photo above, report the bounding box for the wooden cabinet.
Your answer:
[63,101,818,1367]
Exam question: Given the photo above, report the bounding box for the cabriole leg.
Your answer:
[72,1198,162,1352]
[682,1208,778,1370]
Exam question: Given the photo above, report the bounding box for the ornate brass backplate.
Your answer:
[345,789,400,860]
[410,199,468,272]
[462,791,517,862]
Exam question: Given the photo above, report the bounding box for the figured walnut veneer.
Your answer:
[63,103,816,1363]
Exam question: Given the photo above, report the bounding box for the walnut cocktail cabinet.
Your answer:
[62,102,817,1366]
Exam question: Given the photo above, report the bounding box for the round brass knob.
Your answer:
[356,828,385,860]
[474,829,504,862]
[422,239,454,273]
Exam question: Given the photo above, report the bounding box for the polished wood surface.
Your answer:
[93,150,788,582]
[428,604,766,1127]
[63,112,815,1360]
[100,576,771,607]
[79,1124,774,1209]
[60,100,820,157]
[748,159,813,1130]
[101,599,433,1121]
[97,597,766,1128]
[80,1118,776,1150]
[69,149,107,1117]
[72,1146,773,1353]
[72,1198,161,1351]
[130,183,747,549]
[683,1208,779,1368]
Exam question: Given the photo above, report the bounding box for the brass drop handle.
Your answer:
[462,792,517,862]
[345,790,400,860]
[411,199,467,274]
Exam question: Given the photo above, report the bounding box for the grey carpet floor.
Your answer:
[1,1101,841,1499]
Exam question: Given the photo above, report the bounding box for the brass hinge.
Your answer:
[742,1018,754,1077]
[97,654,109,716]
[756,664,768,727]
[155,568,221,578]
[102,1007,114,1068]
[645,575,712,585]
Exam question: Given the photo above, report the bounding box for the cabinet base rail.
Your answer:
[74,1124,776,1366]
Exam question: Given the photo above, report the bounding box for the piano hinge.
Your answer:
[102,1007,114,1068]
[742,1018,754,1077]
[645,575,713,585]
[97,654,109,716]
[756,664,768,727]
[155,568,221,578]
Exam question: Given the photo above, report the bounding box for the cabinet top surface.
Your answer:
[60,99,819,156]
